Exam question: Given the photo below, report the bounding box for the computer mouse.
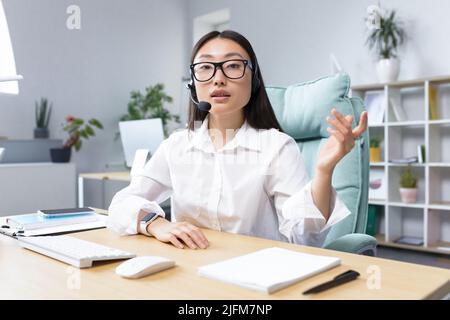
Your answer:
[115,256,175,279]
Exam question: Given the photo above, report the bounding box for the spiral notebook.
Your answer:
[198,247,341,294]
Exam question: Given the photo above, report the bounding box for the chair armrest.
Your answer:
[324,233,378,256]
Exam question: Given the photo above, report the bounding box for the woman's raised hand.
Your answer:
[316,108,368,175]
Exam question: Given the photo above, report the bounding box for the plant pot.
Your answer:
[370,147,381,163]
[50,148,71,163]
[399,188,417,203]
[34,128,49,139]
[376,58,400,83]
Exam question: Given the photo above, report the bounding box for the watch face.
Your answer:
[142,212,157,223]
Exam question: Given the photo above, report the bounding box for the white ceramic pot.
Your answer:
[376,58,400,83]
[399,188,417,203]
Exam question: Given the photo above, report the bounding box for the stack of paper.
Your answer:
[1,214,107,237]
[198,247,341,294]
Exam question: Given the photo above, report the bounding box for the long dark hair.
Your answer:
[187,30,283,132]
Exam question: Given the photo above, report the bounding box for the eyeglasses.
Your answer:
[190,59,252,82]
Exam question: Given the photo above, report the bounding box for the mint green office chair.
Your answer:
[266,73,377,255]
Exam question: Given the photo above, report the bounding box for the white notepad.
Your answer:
[198,247,341,294]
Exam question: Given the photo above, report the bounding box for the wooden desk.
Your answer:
[1,211,449,299]
[78,171,130,208]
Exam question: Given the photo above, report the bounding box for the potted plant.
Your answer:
[399,166,417,203]
[34,97,52,139]
[117,83,180,139]
[50,115,103,163]
[370,136,381,163]
[365,4,406,83]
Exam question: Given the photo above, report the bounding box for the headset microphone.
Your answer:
[197,101,211,112]
[186,82,212,112]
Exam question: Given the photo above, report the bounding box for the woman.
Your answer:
[108,30,367,250]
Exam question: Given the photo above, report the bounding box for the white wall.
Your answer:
[0,0,189,209]
[187,0,450,86]
[0,0,188,171]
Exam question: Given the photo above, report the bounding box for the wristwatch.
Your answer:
[139,212,161,236]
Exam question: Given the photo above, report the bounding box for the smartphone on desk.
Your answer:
[38,207,95,217]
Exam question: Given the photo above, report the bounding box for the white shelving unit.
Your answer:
[352,76,450,255]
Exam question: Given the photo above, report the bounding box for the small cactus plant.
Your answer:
[370,137,381,148]
[400,166,417,188]
[35,97,52,129]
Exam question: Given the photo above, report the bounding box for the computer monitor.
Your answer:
[119,118,165,168]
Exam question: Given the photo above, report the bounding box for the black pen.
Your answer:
[303,270,360,295]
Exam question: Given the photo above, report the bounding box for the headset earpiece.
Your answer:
[187,78,199,103]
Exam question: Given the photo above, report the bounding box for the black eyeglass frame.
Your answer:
[190,59,253,82]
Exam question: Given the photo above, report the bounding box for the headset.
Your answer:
[187,59,261,112]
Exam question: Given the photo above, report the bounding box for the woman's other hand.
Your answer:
[147,218,210,249]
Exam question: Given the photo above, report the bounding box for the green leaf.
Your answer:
[72,119,84,126]
[85,125,95,136]
[120,82,179,135]
[365,9,406,59]
[89,118,103,129]
[44,104,52,128]
[80,130,89,139]
[74,140,82,152]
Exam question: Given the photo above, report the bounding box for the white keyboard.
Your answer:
[18,235,136,268]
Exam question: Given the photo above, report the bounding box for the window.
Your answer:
[0,0,21,94]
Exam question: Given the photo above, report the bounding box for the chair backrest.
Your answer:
[266,73,369,246]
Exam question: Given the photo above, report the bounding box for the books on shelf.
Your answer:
[389,156,418,164]
[417,145,426,163]
[394,236,423,246]
[366,205,379,236]
[364,91,385,125]
[6,211,99,231]
[429,84,439,120]
[388,89,407,122]
[198,247,341,294]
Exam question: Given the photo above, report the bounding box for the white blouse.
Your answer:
[107,115,351,247]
